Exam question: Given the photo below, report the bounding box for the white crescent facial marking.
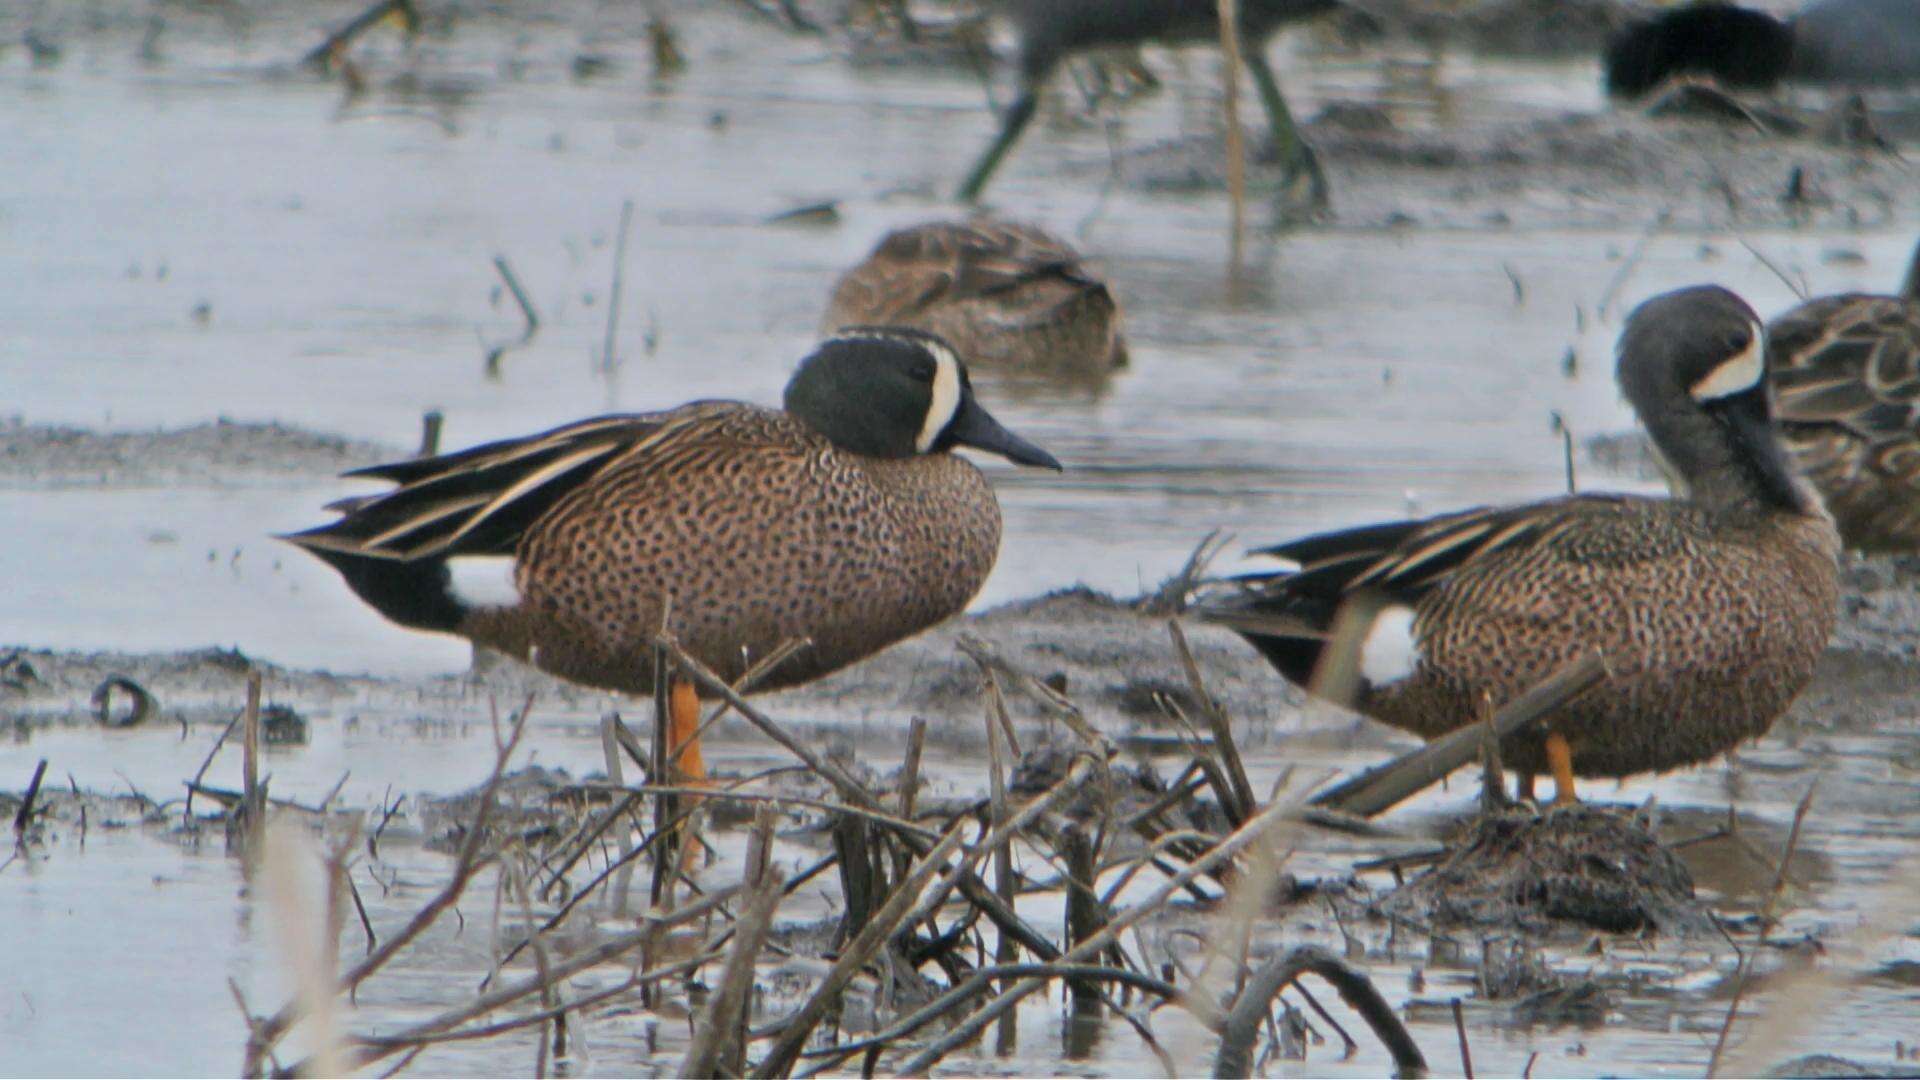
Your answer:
[1359,604,1421,686]
[915,341,963,454]
[446,555,522,610]
[1688,323,1766,401]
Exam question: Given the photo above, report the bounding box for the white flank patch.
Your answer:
[1359,605,1421,685]
[1688,323,1766,401]
[446,555,522,610]
[914,342,963,453]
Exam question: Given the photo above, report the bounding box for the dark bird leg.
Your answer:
[1244,48,1328,211]
[958,82,1042,202]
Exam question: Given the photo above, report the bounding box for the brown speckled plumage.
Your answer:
[1206,286,1841,782]
[287,331,1058,698]
[1769,240,1920,551]
[822,219,1128,374]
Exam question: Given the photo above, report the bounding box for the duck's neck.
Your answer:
[1645,393,1817,520]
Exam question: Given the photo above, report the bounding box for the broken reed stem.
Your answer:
[493,255,540,336]
[418,410,443,457]
[599,714,638,917]
[242,670,264,854]
[896,792,1307,1076]
[1706,778,1819,1078]
[1170,618,1255,822]
[1061,824,1107,1010]
[1211,945,1427,1079]
[1311,650,1608,818]
[185,706,247,826]
[601,198,635,373]
[752,817,973,1079]
[682,809,782,1079]
[13,758,48,842]
[1218,0,1247,280]
[982,669,1020,1054]
[1451,996,1474,1079]
[892,715,927,886]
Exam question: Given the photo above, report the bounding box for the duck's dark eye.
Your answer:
[908,360,936,383]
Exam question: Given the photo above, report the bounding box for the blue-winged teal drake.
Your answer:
[1770,237,1920,551]
[286,328,1061,780]
[1202,285,1841,804]
[957,0,1337,206]
[822,218,1128,376]
[1605,0,1920,98]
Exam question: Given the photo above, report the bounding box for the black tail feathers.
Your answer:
[290,544,466,634]
[1604,2,1795,98]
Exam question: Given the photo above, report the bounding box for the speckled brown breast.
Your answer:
[460,405,1002,694]
[1363,499,1839,778]
[1771,293,1920,551]
[822,220,1127,374]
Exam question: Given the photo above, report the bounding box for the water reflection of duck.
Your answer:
[822,218,1129,377]
[1203,286,1840,805]
[1771,238,1920,552]
[285,329,1060,782]
[956,0,1339,207]
[1605,0,1920,98]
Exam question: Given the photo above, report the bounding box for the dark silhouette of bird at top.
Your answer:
[957,0,1344,209]
[1604,0,1920,99]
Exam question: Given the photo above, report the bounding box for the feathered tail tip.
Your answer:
[1603,2,1794,99]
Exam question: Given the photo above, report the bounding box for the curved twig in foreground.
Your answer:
[1211,945,1427,1079]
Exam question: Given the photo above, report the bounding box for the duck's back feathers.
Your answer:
[1603,2,1794,98]
[1771,293,1920,550]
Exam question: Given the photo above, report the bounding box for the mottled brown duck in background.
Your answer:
[286,328,1061,783]
[822,218,1128,376]
[1770,237,1920,552]
[1203,285,1840,805]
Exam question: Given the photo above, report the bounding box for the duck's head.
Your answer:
[1618,284,1810,515]
[785,327,1063,470]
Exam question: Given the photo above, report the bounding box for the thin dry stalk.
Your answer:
[185,707,245,826]
[12,758,47,844]
[261,820,348,1077]
[601,199,635,373]
[954,634,1105,749]
[1061,824,1108,1009]
[894,793,1309,1076]
[892,715,928,886]
[1217,0,1247,279]
[683,809,783,1078]
[1211,946,1426,1079]
[599,714,638,916]
[982,669,1020,1054]
[753,817,972,1078]
[247,695,537,1063]
[1310,651,1607,817]
[1451,997,1473,1078]
[418,410,443,456]
[241,670,264,855]
[1706,778,1818,1077]
[1170,619,1255,821]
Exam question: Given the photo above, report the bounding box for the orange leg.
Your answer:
[1545,732,1578,807]
[667,676,707,786]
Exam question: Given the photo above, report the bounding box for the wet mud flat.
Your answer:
[6,0,1920,1075]
[7,586,1920,1076]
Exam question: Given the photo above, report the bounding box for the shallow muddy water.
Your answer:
[5,1,1920,1076]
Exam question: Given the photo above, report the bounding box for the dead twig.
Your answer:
[301,0,417,71]
[1309,651,1608,818]
[1706,778,1819,1077]
[601,199,634,374]
[1211,945,1427,1079]
[682,809,782,1078]
[13,758,48,844]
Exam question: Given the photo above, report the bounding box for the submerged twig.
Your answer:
[1211,946,1426,1079]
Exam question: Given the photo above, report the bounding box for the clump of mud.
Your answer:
[1383,804,1714,935]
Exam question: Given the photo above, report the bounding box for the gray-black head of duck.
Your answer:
[1618,284,1814,517]
[784,326,1063,470]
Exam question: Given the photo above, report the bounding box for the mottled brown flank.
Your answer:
[459,404,1001,694]
[822,219,1128,373]
[1771,293,1920,552]
[1363,497,1839,778]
